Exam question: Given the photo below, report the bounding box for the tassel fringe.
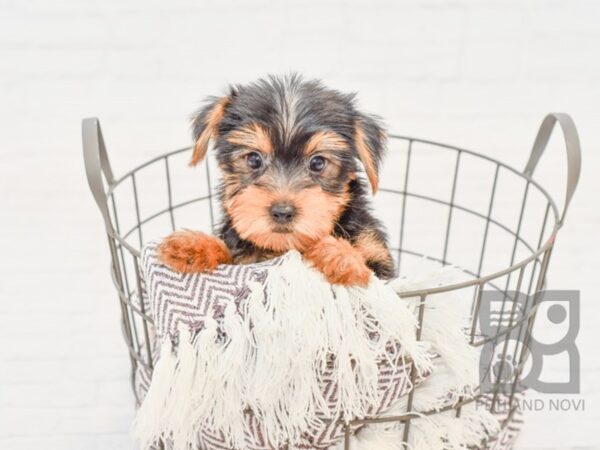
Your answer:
[133,251,434,449]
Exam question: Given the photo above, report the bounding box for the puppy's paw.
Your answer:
[303,236,371,287]
[158,231,231,273]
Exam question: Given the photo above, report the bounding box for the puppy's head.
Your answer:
[190,74,386,252]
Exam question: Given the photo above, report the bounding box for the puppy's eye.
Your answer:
[246,152,263,170]
[309,155,326,173]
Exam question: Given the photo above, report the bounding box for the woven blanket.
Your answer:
[133,242,523,450]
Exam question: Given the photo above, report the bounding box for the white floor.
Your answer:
[1,1,599,449]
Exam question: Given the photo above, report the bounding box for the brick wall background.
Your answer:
[1,1,599,449]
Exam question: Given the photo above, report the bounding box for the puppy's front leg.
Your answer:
[158,230,231,273]
[303,236,371,287]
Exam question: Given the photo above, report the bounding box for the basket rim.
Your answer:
[105,135,561,298]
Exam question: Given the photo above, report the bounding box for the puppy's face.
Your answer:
[190,75,386,252]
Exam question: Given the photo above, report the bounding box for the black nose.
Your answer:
[270,202,297,224]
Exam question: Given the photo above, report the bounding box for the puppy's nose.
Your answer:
[270,202,297,224]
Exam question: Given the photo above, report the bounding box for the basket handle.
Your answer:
[82,117,115,232]
[524,113,581,226]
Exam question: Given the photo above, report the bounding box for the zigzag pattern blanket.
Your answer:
[132,242,523,450]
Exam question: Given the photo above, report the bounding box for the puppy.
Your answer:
[159,74,394,286]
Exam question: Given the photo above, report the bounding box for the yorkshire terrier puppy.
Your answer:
[159,74,394,286]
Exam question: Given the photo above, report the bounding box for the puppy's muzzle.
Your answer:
[270,202,296,225]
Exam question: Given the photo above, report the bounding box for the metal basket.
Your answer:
[82,113,581,449]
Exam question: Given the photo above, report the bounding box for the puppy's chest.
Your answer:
[232,248,284,265]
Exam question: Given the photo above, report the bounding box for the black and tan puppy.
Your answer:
[159,74,394,286]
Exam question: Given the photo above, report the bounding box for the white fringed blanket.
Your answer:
[132,242,523,450]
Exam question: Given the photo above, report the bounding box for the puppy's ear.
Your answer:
[189,93,233,166]
[354,114,387,194]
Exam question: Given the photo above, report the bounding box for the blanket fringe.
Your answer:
[133,251,434,449]
[332,271,500,450]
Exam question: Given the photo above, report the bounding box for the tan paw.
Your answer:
[303,236,371,287]
[158,231,231,273]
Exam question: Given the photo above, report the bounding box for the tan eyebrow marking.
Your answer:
[304,131,349,155]
[226,123,273,154]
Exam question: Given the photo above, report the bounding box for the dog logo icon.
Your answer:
[479,290,579,394]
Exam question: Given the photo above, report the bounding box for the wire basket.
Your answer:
[83,113,580,449]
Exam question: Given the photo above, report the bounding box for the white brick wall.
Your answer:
[1,1,598,449]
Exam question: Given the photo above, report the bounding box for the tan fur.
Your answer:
[190,97,230,166]
[354,122,379,193]
[226,123,273,154]
[233,248,281,264]
[158,230,232,273]
[304,130,348,155]
[225,185,349,253]
[303,236,371,286]
[353,231,393,268]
